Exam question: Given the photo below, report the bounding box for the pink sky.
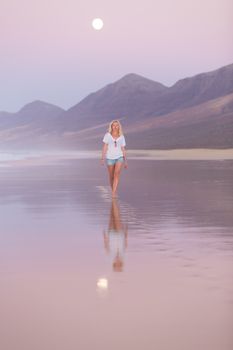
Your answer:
[0,0,232,112]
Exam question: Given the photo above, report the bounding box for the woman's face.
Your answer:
[111,122,119,132]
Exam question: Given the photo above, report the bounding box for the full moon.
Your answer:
[92,18,104,30]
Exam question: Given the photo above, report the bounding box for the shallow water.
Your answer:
[0,158,233,350]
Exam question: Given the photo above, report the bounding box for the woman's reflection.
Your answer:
[103,198,128,272]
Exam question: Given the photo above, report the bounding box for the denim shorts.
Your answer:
[106,157,124,166]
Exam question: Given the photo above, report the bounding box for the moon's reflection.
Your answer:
[96,277,109,295]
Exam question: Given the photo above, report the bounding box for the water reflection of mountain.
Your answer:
[0,159,232,229]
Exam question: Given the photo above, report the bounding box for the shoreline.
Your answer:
[0,149,233,167]
[127,149,233,160]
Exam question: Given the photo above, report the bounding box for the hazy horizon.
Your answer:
[1,0,233,112]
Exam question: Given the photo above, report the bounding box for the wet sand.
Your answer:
[0,148,233,169]
[0,156,233,350]
[127,148,233,160]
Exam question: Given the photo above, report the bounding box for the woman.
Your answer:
[101,120,128,198]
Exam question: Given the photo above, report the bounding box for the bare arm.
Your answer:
[121,146,128,168]
[101,143,108,164]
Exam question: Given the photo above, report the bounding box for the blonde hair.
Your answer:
[108,120,123,136]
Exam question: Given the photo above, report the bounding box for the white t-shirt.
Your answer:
[102,132,126,159]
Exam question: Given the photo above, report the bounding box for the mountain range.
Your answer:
[0,63,233,150]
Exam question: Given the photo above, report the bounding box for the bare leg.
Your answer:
[112,162,123,197]
[107,165,115,190]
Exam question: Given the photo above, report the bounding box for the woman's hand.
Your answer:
[100,158,105,166]
[124,161,128,169]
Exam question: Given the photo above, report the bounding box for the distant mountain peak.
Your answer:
[115,72,167,88]
[172,63,233,89]
[96,73,168,97]
[18,100,64,113]
[119,73,148,80]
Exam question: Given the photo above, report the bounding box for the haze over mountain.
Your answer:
[0,63,233,150]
